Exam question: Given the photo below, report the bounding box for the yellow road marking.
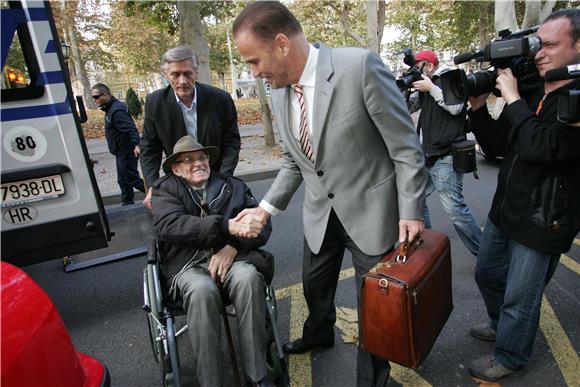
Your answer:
[573,239,579,246]
[560,254,580,276]
[391,364,432,387]
[274,257,578,387]
[540,295,580,387]
[288,283,312,387]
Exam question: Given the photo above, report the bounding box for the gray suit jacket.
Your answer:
[264,44,426,255]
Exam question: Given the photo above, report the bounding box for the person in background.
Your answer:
[407,49,482,256]
[140,46,241,209]
[91,83,145,206]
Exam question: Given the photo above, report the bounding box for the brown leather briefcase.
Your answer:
[361,229,453,369]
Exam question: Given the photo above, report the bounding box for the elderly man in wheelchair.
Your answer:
[150,135,276,387]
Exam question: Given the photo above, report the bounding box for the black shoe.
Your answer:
[283,338,334,354]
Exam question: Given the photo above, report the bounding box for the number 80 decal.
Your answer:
[3,126,48,162]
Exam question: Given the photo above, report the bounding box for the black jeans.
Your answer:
[115,152,145,205]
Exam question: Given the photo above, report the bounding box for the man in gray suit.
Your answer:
[233,3,425,386]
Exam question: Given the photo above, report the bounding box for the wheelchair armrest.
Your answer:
[147,238,158,264]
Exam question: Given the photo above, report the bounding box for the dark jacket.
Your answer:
[102,98,140,156]
[140,83,241,187]
[151,172,271,284]
[468,79,580,254]
[408,69,466,162]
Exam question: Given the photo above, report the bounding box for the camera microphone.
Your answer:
[453,50,484,65]
[545,64,580,82]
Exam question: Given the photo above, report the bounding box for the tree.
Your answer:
[51,0,113,110]
[126,87,142,119]
[104,2,177,77]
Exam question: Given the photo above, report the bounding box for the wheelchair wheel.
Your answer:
[164,314,181,387]
[145,267,164,364]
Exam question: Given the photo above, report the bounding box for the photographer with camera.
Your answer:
[407,50,482,256]
[467,9,580,382]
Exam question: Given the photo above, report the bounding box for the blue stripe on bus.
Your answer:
[36,71,64,86]
[1,101,72,122]
[1,7,49,69]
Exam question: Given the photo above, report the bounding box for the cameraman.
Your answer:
[407,50,482,256]
[467,9,580,382]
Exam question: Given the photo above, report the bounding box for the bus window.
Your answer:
[1,0,44,101]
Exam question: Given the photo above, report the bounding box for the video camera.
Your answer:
[396,49,425,92]
[546,64,580,124]
[440,27,541,104]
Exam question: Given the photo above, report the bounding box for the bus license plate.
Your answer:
[1,175,65,208]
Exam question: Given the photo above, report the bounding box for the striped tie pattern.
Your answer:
[292,84,314,162]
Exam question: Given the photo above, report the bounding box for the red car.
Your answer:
[1,262,110,387]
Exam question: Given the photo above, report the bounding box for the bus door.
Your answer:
[1,0,110,266]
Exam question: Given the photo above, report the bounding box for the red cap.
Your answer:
[415,50,439,66]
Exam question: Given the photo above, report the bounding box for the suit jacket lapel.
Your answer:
[195,83,210,142]
[165,87,186,138]
[312,43,334,157]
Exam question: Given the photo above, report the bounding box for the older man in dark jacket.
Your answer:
[151,135,274,387]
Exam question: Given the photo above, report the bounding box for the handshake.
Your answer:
[228,207,271,239]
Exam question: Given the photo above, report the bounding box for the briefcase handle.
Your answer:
[396,232,424,263]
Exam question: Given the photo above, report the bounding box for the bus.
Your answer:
[1,0,110,266]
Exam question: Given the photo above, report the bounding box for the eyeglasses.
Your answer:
[92,94,104,100]
[175,154,210,164]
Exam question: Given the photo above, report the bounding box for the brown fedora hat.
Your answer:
[162,135,219,174]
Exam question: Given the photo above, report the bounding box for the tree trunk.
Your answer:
[227,29,238,100]
[177,1,211,85]
[478,2,491,47]
[332,2,367,48]
[365,0,386,54]
[522,0,541,28]
[218,72,226,91]
[66,22,95,109]
[494,0,519,34]
[540,0,556,22]
[366,1,379,53]
[255,78,275,147]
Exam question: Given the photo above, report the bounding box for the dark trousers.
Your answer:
[302,209,390,387]
[115,153,145,205]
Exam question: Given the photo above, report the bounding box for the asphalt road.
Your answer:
[23,154,580,387]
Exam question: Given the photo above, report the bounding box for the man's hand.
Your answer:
[495,68,520,105]
[233,207,270,238]
[468,93,490,111]
[411,74,435,93]
[208,245,237,283]
[143,188,153,210]
[398,218,425,244]
[133,145,141,158]
[228,216,263,239]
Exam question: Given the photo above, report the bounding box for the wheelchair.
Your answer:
[142,239,288,387]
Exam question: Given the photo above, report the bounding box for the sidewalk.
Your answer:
[88,125,283,205]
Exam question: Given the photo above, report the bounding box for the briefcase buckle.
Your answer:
[378,278,389,291]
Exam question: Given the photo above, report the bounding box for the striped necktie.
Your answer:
[292,84,314,162]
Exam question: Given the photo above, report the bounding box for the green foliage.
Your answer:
[289,0,366,48]
[105,2,177,76]
[126,87,142,119]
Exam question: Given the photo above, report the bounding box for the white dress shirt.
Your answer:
[260,44,319,216]
[175,87,198,140]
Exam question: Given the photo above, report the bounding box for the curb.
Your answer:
[101,167,280,207]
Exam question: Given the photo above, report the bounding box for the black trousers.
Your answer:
[115,153,145,205]
[301,209,391,387]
